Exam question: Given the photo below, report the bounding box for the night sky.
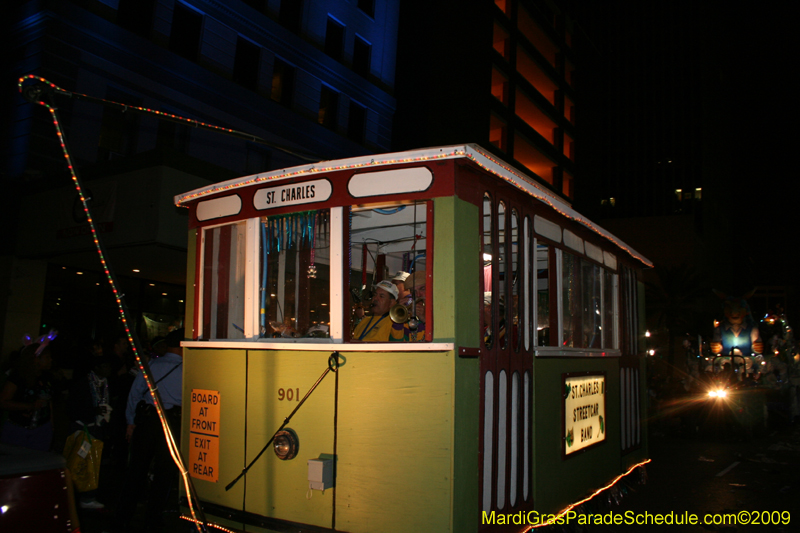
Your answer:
[572,0,796,301]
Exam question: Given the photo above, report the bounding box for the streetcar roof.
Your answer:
[175,144,652,268]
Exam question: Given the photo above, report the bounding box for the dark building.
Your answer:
[2,0,400,355]
[394,0,582,203]
[572,1,797,341]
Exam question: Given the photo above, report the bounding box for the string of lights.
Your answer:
[175,142,653,268]
[17,74,320,162]
[18,74,209,533]
[526,459,651,530]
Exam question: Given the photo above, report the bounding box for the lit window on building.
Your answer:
[518,5,557,68]
[489,113,508,152]
[517,48,556,106]
[493,21,511,60]
[513,133,556,185]
[494,0,511,16]
[563,133,574,161]
[515,88,557,145]
[600,198,616,207]
[491,66,509,105]
[562,171,573,198]
[564,94,575,123]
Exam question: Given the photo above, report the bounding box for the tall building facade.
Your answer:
[394,0,581,203]
[2,0,400,355]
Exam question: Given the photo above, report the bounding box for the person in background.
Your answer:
[68,355,115,510]
[391,271,413,308]
[0,342,54,451]
[115,329,184,531]
[106,334,136,469]
[149,336,168,359]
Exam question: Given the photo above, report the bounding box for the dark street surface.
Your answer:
[77,413,800,533]
[584,417,799,533]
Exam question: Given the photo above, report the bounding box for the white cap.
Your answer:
[392,271,410,282]
[375,280,399,300]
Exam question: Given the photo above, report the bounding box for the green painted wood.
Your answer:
[182,348,247,509]
[448,196,481,533]
[243,350,336,527]
[532,357,622,514]
[336,351,455,533]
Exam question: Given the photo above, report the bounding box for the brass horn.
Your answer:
[389,304,409,324]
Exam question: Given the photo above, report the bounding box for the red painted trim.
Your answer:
[193,229,203,340]
[201,229,213,339]
[425,200,434,342]
[216,225,232,339]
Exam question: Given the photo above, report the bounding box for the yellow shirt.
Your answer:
[352,314,406,342]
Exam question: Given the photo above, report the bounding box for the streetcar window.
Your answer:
[511,209,521,352]
[603,269,618,349]
[523,217,531,351]
[535,242,549,346]
[349,202,428,341]
[201,221,247,340]
[497,201,507,350]
[581,260,602,349]
[482,194,493,349]
[259,209,331,338]
[561,251,580,347]
[560,251,616,349]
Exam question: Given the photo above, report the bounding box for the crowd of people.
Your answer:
[0,327,185,532]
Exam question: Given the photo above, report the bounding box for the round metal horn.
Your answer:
[389,304,409,324]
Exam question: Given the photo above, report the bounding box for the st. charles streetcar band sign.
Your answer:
[563,372,606,456]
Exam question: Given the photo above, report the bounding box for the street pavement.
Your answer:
[76,415,799,533]
[582,418,799,533]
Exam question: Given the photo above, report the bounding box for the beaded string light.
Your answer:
[526,458,651,529]
[17,74,317,162]
[18,74,208,533]
[176,142,652,268]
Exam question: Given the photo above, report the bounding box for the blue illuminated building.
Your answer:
[1,0,399,353]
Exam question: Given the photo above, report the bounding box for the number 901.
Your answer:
[278,388,300,401]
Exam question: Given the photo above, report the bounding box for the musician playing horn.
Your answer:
[352,280,408,342]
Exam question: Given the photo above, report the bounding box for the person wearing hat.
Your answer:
[391,271,413,308]
[116,328,185,529]
[352,280,408,342]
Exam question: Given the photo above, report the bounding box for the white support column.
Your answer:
[330,207,344,342]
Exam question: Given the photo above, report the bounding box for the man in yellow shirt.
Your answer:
[352,280,407,342]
